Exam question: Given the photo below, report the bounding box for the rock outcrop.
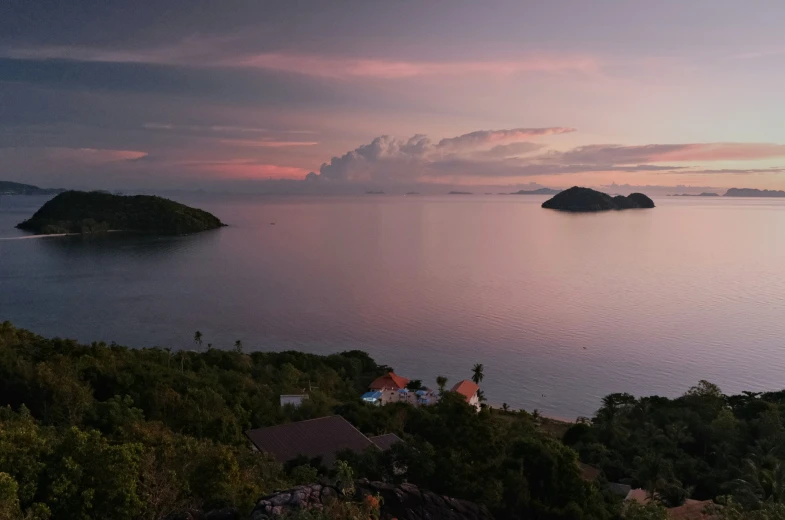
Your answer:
[250,480,493,520]
[542,186,655,212]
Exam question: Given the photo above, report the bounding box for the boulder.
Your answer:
[249,480,493,520]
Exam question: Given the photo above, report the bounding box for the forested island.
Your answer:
[0,322,783,519]
[668,192,719,197]
[542,187,655,212]
[16,191,225,235]
[0,181,64,196]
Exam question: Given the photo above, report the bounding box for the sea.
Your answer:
[2,193,784,419]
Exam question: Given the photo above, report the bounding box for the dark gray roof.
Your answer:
[245,416,377,467]
[369,433,403,451]
[609,482,632,497]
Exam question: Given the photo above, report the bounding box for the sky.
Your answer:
[3,0,785,194]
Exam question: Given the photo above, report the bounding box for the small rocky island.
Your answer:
[16,191,225,235]
[542,186,655,212]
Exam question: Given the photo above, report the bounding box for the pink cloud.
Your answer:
[436,127,575,151]
[231,53,600,79]
[554,143,785,164]
[184,159,309,179]
[2,44,600,80]
[39,147,148,163]
[217,138,319,148]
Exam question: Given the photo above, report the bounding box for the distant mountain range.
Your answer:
[509,188,561,195]
[0,181,65,195]
[724,188,785,197]
[668,192,719,197]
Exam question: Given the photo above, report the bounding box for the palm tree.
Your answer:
[234,340,243,354]
[502,403,510,412]
[193,331,203,349]
[477,389,487,403]
[207,343,213,351]
[471,363,484,385]
[436,375,448,394]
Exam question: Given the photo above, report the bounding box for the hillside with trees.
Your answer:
[0,322,783,519]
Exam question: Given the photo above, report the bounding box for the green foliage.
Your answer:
[709,497,785,520]
[573,380,785,512]
[0,322,388,518]
[15,191,225,235]
[622,501,668,520]
[6,321,782,520]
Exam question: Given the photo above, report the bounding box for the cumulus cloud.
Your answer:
[307,128,573,182]
[435,127,575,152]
[303,130,785,187]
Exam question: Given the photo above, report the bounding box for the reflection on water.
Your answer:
[2,193,785,418]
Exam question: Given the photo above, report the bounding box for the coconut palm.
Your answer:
[436,375,448,394]
[471,363,484,385]
[193,331,203,349]
[502,403,510,412]
[234,340,243,353]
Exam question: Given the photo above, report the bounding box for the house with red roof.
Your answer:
[369,372,409,390]
[362,372,439,407]
[451,380,481,411]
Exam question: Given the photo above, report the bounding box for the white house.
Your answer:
[280,394,309,408]
[451,380,481,411]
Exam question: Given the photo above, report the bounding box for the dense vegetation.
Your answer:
[1,322,783,519]
[542,187,655,212]
[565,382,785,514]
[16,191,225,235]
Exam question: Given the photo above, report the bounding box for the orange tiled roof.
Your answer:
[451,380,479,401]
[668,500,715,520]
[369,372,410,390]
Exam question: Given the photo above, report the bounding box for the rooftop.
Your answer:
[451,380,480,402]
[245,415,377,467]
[369,433,403,451]
[369,372,410,390]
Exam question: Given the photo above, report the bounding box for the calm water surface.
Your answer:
[2,194,784,418]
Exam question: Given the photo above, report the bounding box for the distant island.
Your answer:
[668,192,719,197]
[448,191,473,195]
[510,188,561,195]
[0,181,65,196]
[16,191,225,235]
[542,186,655,212]
[365,190,385,194]
[724,188,785,197]
[405,191,420,195]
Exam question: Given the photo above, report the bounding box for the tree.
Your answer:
[622,501,668,520]
[502,403,509,412]
[436,376,448,394]
[234,340,243,354]
[193,331,203,349]
[406,380,423,391]
[471,363,484,385]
